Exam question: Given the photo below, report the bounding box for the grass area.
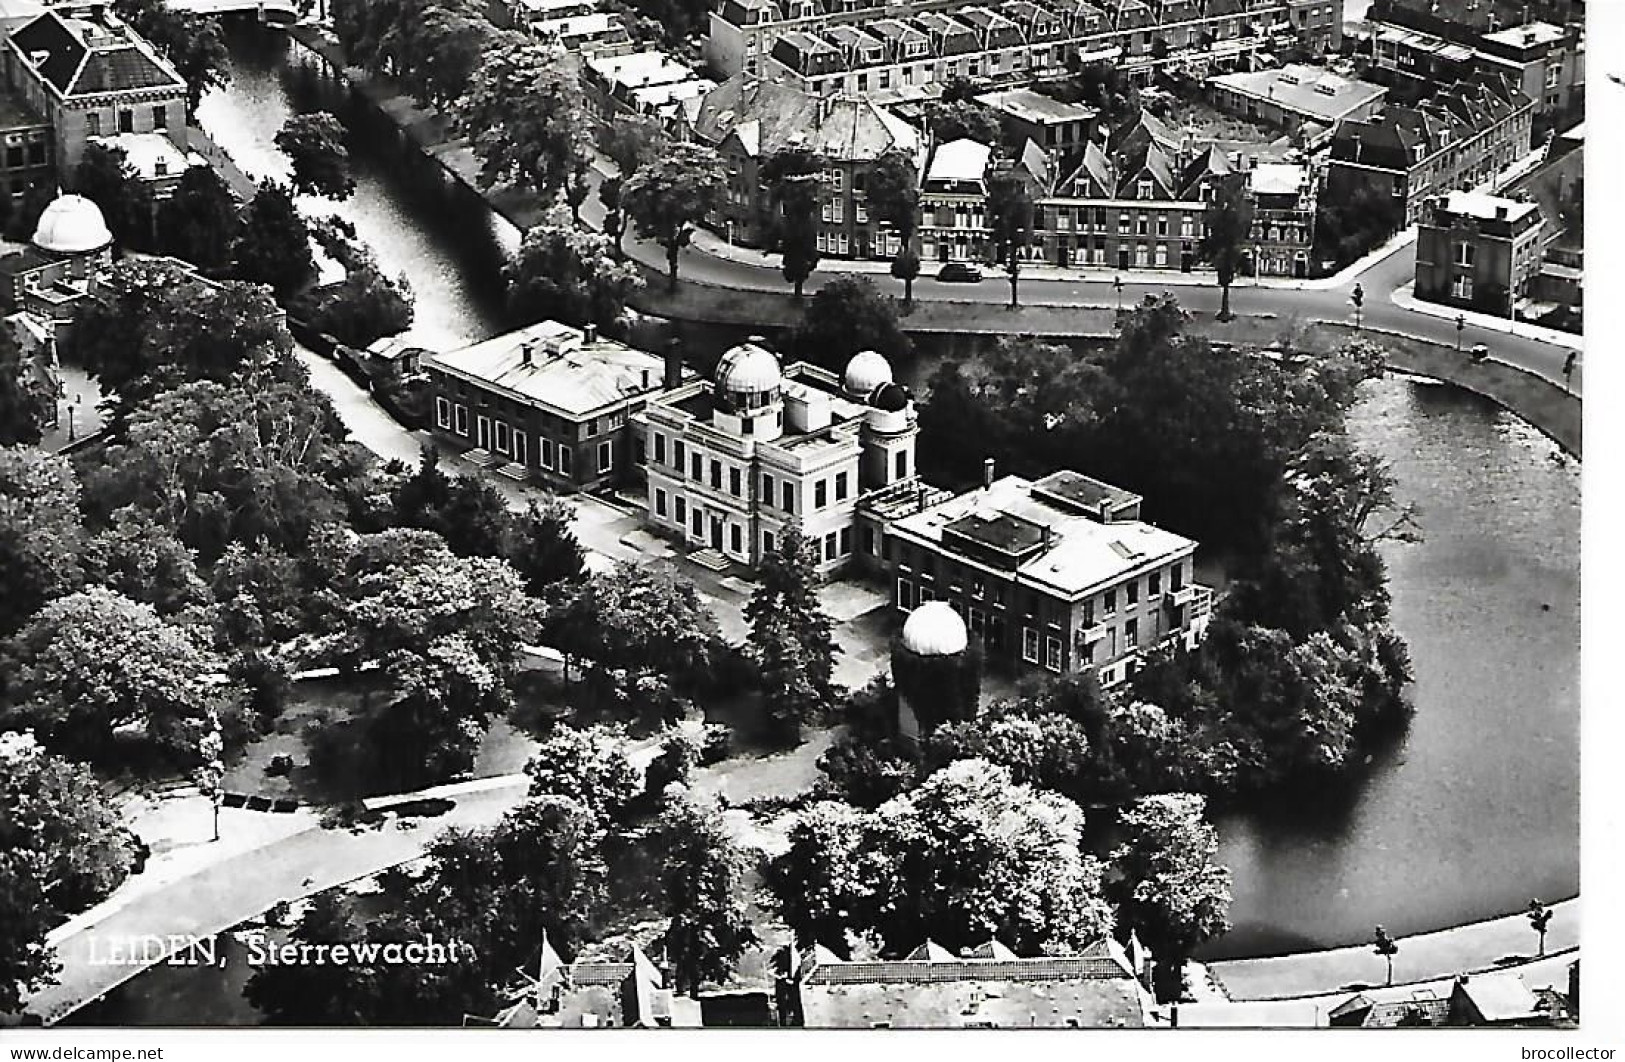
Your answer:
[1161,97,1278,145]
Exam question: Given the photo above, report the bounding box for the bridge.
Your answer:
[165,0,300,28]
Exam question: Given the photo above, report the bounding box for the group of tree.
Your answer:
[291,216,415,348]
[331,0,503,111]
[504,206,642,330]
[787,274,912,374]
[760,148,825,297]
[620,142,726,292]
[1314,182,1404,271]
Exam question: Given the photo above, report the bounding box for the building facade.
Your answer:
[1414,190,1545,316]
[713,0,1342,98]
[3,6,187,177]
[882,467,1212,686]
[424,320,676,493]
[1325,72,1534,226]
[637,342,921,575]
[1246,161,1316,277]
[686,75,924,259]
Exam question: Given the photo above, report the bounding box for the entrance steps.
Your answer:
[687,548,731,572]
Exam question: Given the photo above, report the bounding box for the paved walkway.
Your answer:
[1391,281,1582,352]
[1207,897,1579,1001]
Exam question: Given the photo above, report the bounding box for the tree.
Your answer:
[0,737,134,1013]
[1372,925,1399,986]
[71,260,292,410]
[233,182,316,300]
[867,149,922,307]
[276,113,356,201]
[412,1,498,108]
[3,587,225,766]
[746,522,838,697]
[925,100,1001,146]
[545,562,720,715]
[775,759,1115,957]
[242,892,386,1023]
[655,794,759,997]
[113,0,229,116]
[72,142,153,250]
[620,142,725,292]
[6,182,54,244]
[761,148,824,297]
[523,725,641,827]
[0,329,44,446]
[504,207,642,328]
[763,800,870,954]
[1109,793,1232,1003]
[0,447,85,639]
[82,510,209,617]
[1200,172,1253,322]
[644,731,699,799]
[459,38,587,200]
[1527,899,1553,957]
[751,611,825,745]
[598,114,665,180]
[157,165,242,274]
[511,498,586,597]
[293,260,415,347]
[985,169,1033,308]
[788,274,911,373]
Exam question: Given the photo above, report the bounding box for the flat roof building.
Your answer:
[1206,64,1388,129]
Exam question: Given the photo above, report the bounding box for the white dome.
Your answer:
[843,350,893,395]
[716,340,782,394]
[32,194,112,256]
[900,602,969,657]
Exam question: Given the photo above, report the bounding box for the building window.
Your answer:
[653,432,666,465]
[730,523,742,553]
[729,467,741,496]
[514,430,528,466]
[674,440,685,469]
[1150,571,1161,595]
[655,488,668,517]
[710,460,722,490]
[86,113,100,136]
[691,453,703,480]
[541,437,555,470]
[675,497,686,524]
[692,509,703,536]
[839,527,851,555]
[835,471,849,501]
[762,472,775,506]
[783,481,795,513]
[898,576,916,610]
[453,403,469,436]
[1454,241,1475,267]
[1082,599,1094,625]
[1022,626,1040,663]
[823,532,837,561]
[763,529,776,555]
[815,480,828,508]
[863,527,877,555]
[118,109,133,133]
[1127,580,1139,605]
[152,105,167,129]
[1125,618,1139,648]
[597,440,613,474]
[1045,635,1063,672]
[895,450,908,478]
[559,445,573,476]
[1452,274,1474,300]
[435,396,452,430]
[495,421,512,456]
[1104,589,1116,614]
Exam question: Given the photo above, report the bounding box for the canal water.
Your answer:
[186,29,1577,972]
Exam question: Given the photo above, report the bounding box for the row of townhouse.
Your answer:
[581,49,716,125]
[1324,71,1534,227]
[921,109,1318,274]
[488,0,635,54]
[711,0,1343,98]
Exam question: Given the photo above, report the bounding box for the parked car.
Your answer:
[1469,343,1490,362]
[937,262,984,283]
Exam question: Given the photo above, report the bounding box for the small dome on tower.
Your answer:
[843,349,893,395]
[32,194,112,256]
[716,338,782,394]
[869,381,909,412]
[900,601,968,657]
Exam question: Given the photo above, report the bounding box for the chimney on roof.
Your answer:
[583,322,599,343]
[1495,204,1507,219]
[663,338,684,390]
[521,339,535,366]
[983,456,995,488]
[29,50,46,67]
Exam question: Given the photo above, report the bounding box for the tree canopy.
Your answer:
[276,113,356,201]
[504,207,642,329]
[459,38,587,199]
[620,142,725,291]
[789,274,911,373]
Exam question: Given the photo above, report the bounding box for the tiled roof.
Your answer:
[693,74,921,163]
[9,10,183,99]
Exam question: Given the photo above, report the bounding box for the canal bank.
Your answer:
[193,29,1578,962]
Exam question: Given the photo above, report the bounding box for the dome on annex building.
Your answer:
[900,601,969,657]
[32,194,112,256]
[715,337,782,394]
[843,349,893,395]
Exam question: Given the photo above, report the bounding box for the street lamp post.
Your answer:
[1113,274,1123,312]
[1456,314,1466,354]
[1351,282,1364,331]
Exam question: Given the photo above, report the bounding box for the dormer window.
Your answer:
[1137,179,1152,199]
